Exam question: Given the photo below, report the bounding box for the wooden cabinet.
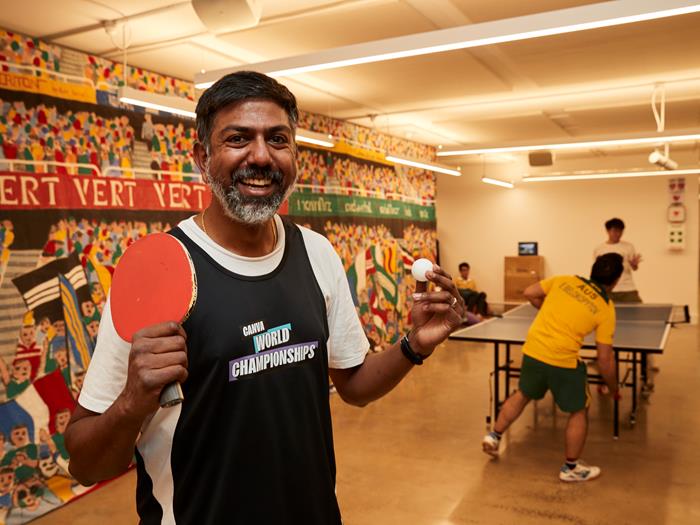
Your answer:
[504,256,545,302]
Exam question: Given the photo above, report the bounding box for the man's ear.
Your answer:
[193,142,208,182]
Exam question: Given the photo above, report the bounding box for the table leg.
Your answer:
[641,352,656,396]
[630,351,637,425]
[505,343,511,397]
[614,351,620,439]
[494,342,500,423]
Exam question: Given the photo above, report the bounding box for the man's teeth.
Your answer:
[241,178,272,187]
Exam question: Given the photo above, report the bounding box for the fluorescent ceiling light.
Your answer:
[195,0,700,86]
[119,86,196,119]
[523,168,700,182]
[385,155,461,176]
[296,129,335,148]
[482,177,514,188]
[438,133,700,157]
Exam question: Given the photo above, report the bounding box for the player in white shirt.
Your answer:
[593,217,642,303]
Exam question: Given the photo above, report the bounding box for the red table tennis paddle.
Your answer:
[110,233,197,407]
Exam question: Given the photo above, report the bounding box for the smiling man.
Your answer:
[65,71,465,524]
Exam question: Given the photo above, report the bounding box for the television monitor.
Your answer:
[518,242,538,256]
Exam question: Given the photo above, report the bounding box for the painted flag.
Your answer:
[371,246,397,305]
[0,369,74,441]
[354,250,367,293]
[12,261,63,324]
[31,368,76,435]
[368,289,387,331]
[382,244,397,275]
[57,255,94,371]
[346,263,359,306]
[365,248,376,275]
[88,249,113,295]
[59,274,93,371]
[346,249,368,306]
[61,256,89,294]
[11,253,86,323]
[399,244,415,271]
[46,475,77,503]
[375,267,397,305]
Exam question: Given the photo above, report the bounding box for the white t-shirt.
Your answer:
[593,240,639,292]
[80,214,369,414]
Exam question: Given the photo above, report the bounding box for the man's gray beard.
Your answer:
[208,168,291,225]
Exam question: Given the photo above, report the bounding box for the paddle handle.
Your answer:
[160,382,184,408]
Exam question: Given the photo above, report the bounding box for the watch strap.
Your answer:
[400,334,424,366]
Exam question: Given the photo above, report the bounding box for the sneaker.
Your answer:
[482,433,500,457]
[559,461,601,482]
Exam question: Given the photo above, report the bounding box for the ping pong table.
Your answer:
[449,303,678,438]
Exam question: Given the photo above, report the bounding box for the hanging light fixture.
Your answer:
[482,177,514,188]
[295,129,335,148]
[385,155,461,176]
[119,86,197,119]
[523,168,700,182]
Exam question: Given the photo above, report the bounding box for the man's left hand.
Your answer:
[408,265,466,356]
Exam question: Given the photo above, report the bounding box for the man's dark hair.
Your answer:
[459,262,470,270]
[195,71,299,153]
[605,217,625,231]
[590,253,624,286]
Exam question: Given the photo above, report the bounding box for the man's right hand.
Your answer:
[117,321,188,420]
[598,384,622,400]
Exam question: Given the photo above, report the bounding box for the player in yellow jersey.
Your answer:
[482,253,624,482]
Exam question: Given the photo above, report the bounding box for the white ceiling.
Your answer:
[1,0,699,170]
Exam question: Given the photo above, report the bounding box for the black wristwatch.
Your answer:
[400,334,426,366]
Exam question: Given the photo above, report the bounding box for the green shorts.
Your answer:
[519,355,590,413]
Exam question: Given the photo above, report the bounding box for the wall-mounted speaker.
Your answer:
[192,0,263,33]
[528,151,554,166]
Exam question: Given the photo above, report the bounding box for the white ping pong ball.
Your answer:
[411,258,434,282]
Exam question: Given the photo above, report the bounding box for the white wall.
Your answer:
[436,169,699,320]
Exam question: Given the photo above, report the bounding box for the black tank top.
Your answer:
[135,219,340,524]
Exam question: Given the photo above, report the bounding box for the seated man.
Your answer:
[455,262,488,316]
[481,253,623,482]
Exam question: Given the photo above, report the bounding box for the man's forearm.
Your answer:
[66,397,145,485]
[597,354,618,393]
[331,341,416,407]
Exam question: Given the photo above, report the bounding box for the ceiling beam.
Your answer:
[97,0,397,57]
[403,0,537,91]
[102,32,207,59]
[338,73,700,122]
[40,2,191,41]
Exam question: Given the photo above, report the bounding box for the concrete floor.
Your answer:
[35,323,699,524]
